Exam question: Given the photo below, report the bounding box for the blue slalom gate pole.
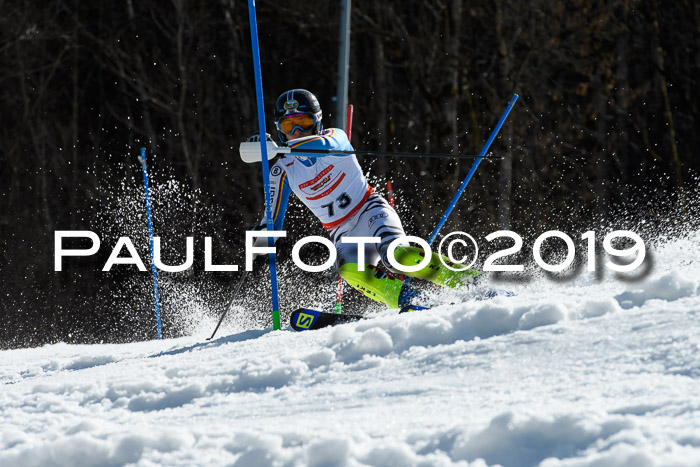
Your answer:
[139,147,163,339]
[427,94,519,245]
[248,0,281,330]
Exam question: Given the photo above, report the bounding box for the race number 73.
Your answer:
[482,230,646,272]
[321,192,352,218]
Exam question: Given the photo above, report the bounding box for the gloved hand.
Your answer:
[239,135,289,163]
[247,224,279,259]
[246,132,273,143]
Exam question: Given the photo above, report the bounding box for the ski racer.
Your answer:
[251,88,479,309]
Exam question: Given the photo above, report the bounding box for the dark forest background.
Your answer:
[1,0,699,348]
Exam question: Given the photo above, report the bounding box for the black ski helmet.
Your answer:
[274,89,323,141]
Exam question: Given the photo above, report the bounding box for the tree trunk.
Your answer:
[126,0,157,156]
[592,62,610,220]
[495,0,513,229]
[650,0,685,212]
[373,2,388,179]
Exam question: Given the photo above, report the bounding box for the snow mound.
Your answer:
[615,271,699,309]
[450,412,635,466]
[0,429,194,467]
[327,295,623,360]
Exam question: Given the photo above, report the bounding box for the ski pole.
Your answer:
[240,144,503,164]
[207,270,249,340]
[138,147,163,340]
[427,94,519,245]
[402,94,518,289]
[289,148,499,160]
[248,0,281,330]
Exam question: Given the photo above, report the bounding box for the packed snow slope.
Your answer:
[2,231,700,466]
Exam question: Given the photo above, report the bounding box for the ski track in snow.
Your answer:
[2,233,700,466]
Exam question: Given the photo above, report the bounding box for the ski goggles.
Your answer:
[276,113,317,135]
